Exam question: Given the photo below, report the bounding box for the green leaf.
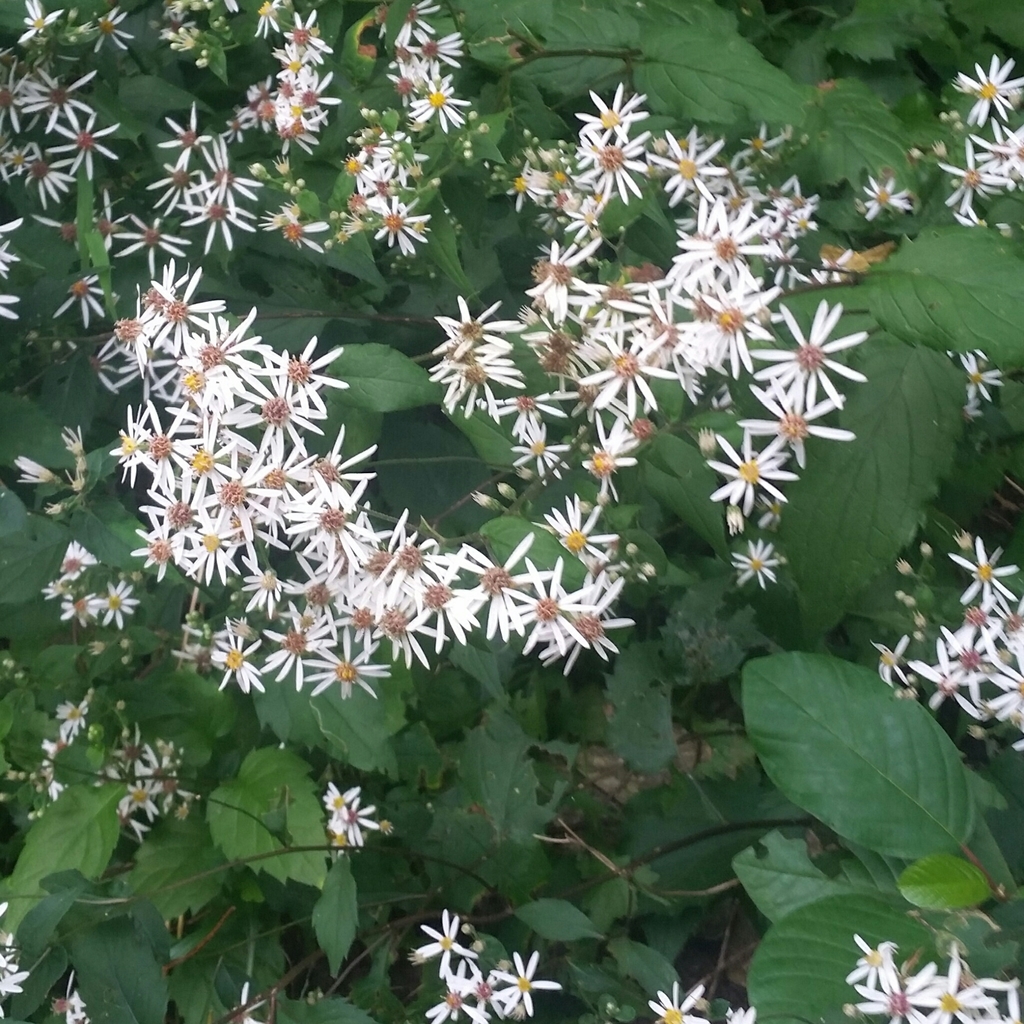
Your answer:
[743,652,976,859]
[448,411,516,467]
[330,345,440,412]
[278,997,380,1024]
[865,228,1024,366]
[779,340,963,634]
[636,25,807,127]
[804,79,910,184]
[0,516,68,605]
[515,898,602,940]
[828,0,946,62]
[734,830,894,922]
[129,818,226,919]
[425,198,475,296]
[605,643,674,774]
[313,856,358,973]
[607,937,678,996]
[207,747,327,888]
[0,394,74,469]
[898,853,991,909]
[69,917,168,1024]
[461,713,557,844]
[747,895,932,1024]
[642,434,726,557]
[5,784,122,931]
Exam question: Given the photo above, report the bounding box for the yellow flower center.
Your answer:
[335,662,358,683]
[120,435,138,455]
[565,530,587,554]
[517,978,532,993]
[108,594,122,610]
[738,459,760,484]
[969,370,983,384]
[979,82,999,100]
[978,563,993,581]
[439,937,453,951]
[600,110,620,129]
[99,16,114,32]
[662,1011,683,1024]
[940,994,961,1013]
[876,189,890,204]
[749,557,764,572]
[590,452,614,477]
[530,440,547,456]
[225,648,245,671]
[183,370,205,393]
[513,176,527,193]
[203,533,221,553]
[677,158,698,180]
[191,449,215,474]
[428,91,447,109]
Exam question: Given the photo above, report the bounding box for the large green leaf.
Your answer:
[864,228,1024,366]
[636,25,807,127]
[313,856,359,973]
[330,345,440,412]
[207,747,327,888]
[0,393,74,469]
[779,340,962,634]
[0,516,69,606]
[5,785,122,932]
[69,917,168,1024]
[803,79,911,184]
[748,895,932,1024]
[642,434,726,557]
[734,830,896,922]
[743,653,976,859]
[461,713,557,845]
[128,818,226,919]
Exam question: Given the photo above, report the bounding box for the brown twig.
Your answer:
[162,906,237,975]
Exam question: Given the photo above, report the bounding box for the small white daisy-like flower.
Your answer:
[732,539,780,588]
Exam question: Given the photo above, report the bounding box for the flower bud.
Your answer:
[698,428,717,457]
[726,505,745,536]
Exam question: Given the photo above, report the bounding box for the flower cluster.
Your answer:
[0,902,29,1014]
[849,935,1020,1024]
[872,532,1024,750]
[944,55,1024,227]
[323,782,388,849]
[441,90,870,594]
[411,909,561,1022]
[40,540,138,631]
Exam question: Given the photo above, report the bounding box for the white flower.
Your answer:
[492,951,561,1018]
[854,953,940,1024]
[412,909,478,975]
[949,536,1018,605]
[56,699,89,742]
[863,176,912,220]
[847,935,899,990]
[940,138,1011,215]
[211,629,264,694]
[646,981,708,1024]
[583,416,640,500]
[960,351,1002,404]
[512,421,570,479]
[955,55,1024,126]
[575,130,652,204]
[649,128,728,205]
[543,495,618,562]
[739,383,854,469]
[872,635,910,686]
[752,300,867,409]
[307,632,389,698]
[408,76,470,132]
[708,434,798,516]
[575,84,649,143]
[47,111,119,179]
[912,949,997,1024]
[95,581,139,628]
[525,237,602,324]
[732,539,780,588]
[20,0,62,44]
[372,196,430,256]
